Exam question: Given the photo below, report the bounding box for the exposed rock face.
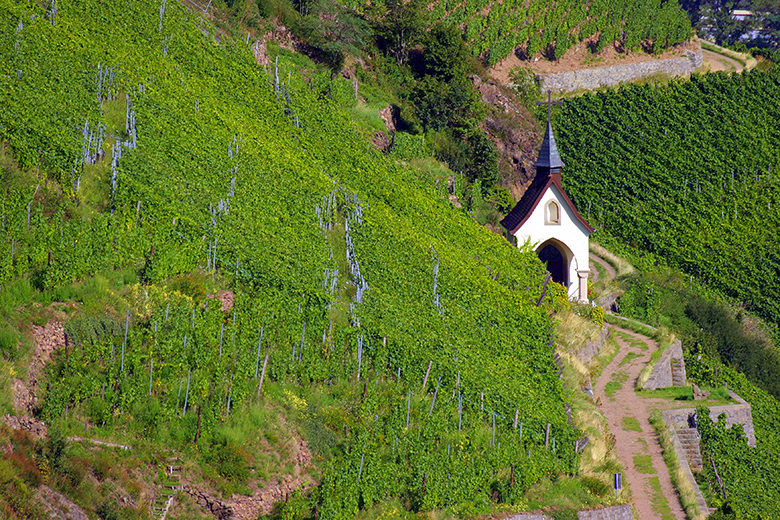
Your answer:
[378,105,398,134]
[371,131,391,151]
[471,76,540,201]
[36,485,90,520]
[692,383,711,401]
[368,104,402,152]
[2,414,47,438]
[187,490,234,520]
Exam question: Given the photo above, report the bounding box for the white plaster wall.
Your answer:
[512,185,591,300]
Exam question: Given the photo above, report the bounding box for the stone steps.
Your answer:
[151,457,183,519]
[676,428,702,470]
[671,359,685,387]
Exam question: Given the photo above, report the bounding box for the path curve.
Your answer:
[594,326,685,520]
[589,252,616,282]
[702,48,744,73]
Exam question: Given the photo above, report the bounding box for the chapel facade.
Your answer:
[500,117,593,302]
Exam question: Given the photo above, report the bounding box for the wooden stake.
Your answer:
[257,353,269,397]
[545,423,551,450]
[514,409,519,429]
[194,405,202,443]
[421,360,432,393]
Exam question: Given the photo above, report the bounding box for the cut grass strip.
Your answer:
[633,454,655,474]
[619,352,640,366]
[622,417,642,432]
[649,476,675,520]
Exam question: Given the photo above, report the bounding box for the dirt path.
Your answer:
[589,253,616,283]
[702,48,743,72]
[593,326,685,520]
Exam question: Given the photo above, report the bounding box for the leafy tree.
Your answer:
[464,130,500,191]
[421,23,470,81]
[295,0,372,72]
[411,76,480,132]
[371,0,428,64]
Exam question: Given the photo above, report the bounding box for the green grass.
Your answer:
[622,417,642,432]
[648,476,675,520]
[604,381,621,397]
[619,352,640,366]
[525,474,616,512]
[605,371,629,397]
[701,40,747,67]
[633,454,655,474]
[605,314,658,337]
[638,386,732,406]
[345,101,390,134]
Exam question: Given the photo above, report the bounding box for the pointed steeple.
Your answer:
[534,91,565,173]
[534,119,565,172]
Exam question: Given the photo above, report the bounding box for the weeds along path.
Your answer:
[593,326,685,520]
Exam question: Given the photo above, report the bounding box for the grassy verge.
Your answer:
[622,417,642,432]
[648,476,675,520]
[638,386,732,406]
[605,314,658,337]
[590,242,634,278]
[700,40,749,68]
[555,334,626,508]
[649,410,706,520]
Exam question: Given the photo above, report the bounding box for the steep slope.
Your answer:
[0,1,579,517]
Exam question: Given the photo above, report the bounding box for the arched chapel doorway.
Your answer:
[537,242,568,287]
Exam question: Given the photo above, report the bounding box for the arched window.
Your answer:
[546,201,560,225]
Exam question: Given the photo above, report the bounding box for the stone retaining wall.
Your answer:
[576,326,610,365]
[642,339,685,390]
[501,505,632,520]
[662,390,756,447]
[578,504,633,520]
[538,49,703,93]
[666,423,714,515]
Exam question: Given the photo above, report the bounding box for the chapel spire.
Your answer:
[534,91,565,174]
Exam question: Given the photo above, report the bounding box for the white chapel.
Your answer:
[500,115,593,302]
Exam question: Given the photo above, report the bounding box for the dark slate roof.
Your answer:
[534,120,565,170]
[500,174,595,235]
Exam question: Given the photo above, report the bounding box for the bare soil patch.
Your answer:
[489,37,701,84]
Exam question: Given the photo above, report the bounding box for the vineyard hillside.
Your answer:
[555,72,780,327]
[0,0,595,518]
[341,0,692,65]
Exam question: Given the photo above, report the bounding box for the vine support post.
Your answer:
[194,405,202,443]
[183,369,191,415]
[421,360,432,393]
[257,353,269,399]
[545,423,551,450]
[406,390,411,429]
[429,376,441,416]
[513,409,519,428]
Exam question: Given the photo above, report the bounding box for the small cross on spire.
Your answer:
[536,90,562,127]
[534,90,565,172]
